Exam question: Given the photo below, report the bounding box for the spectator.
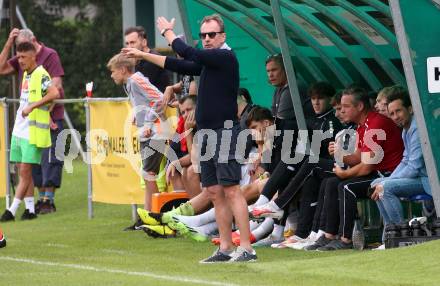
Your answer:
[0,42,59,222]
[0,228,6,248]
[370,88,431,249]
[0,28,65,214]
[107,53,166,211]
[124,26,171,92]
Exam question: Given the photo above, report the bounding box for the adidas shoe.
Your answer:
[199,248,233,264]
[230,246,257,262]
[0,210,15,222]
[317,239,353,251]
[304,235,333,251]
[251,201,284,220]
[21,209,37,220]
[252,234,284,247]
[142,225,176,238]
[137,208,161,225]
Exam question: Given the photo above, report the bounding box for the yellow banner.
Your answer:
[0,103,6,198]
[89,101,176,204]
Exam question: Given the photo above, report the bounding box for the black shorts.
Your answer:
[198,124,242,188]
[32,120,64,188]
[140,139,166,175]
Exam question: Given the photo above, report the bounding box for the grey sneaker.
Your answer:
[317,239,353,251]
[230,246,257,262]
[252,234,284,247]
[304,235,333,251]
[199,248,233,264]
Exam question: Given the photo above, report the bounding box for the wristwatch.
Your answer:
[161,28,172,37]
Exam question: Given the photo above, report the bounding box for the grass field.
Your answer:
[1,160,439,286]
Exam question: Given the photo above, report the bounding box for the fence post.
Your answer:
[2,100,11,209]
[85,98,93,219]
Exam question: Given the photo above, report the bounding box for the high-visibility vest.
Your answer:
[25,65,52,148]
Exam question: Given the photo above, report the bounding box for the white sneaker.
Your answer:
[271,235,305,249]
[372,244,386,251]
[251,201,284,219]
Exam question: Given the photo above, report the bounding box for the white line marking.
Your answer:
[0,256,238,286]
[46,243,69,248]
[101,249,129,255]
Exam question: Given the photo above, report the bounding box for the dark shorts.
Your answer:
[32,120,64,188]
[140,139,166,174]
[198,123,242,188]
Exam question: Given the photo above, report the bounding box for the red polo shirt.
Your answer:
[357,111,403,172]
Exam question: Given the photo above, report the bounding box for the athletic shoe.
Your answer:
[123,218,144,231]
[288,233,320,250]
[199,248,233,264]
[232,233,256,246]
[167,219,190,234]
[35,199,43,214]
[0,232,6,249]
[229,246,257,262]
[137,208,161,225]
[211,231,239,246]
[304,235,333,251]
[169,217,209,242]
[252,234,284,247]
[142,225,176,238]
[39,200,56,215]
[271,235,305,249]
[372,244,386,251]
[21,209,37,220]
[0,210,15,222]
[317,239,353,251]
[251,201,284,220]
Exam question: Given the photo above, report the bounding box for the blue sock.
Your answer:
[39,191,45,200]
[44,191,55,203]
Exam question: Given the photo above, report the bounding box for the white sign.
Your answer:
[427,57,440,93]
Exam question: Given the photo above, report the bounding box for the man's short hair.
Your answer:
[238,88,253,104]
[342,85,371,109]
[331,90,343,106]
[15,29,35,44]
[308,82,335,99]
[106,53,135,72]
[265,54,284,70]
[201,14,225,32]
[179,94,197,105]
[246,106,273,127]
[16,41,36,53]
[124,26,147,39]
[386,86,411,108]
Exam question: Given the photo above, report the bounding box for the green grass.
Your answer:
[1,160,439,286]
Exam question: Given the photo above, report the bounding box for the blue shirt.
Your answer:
[389,117,431,194]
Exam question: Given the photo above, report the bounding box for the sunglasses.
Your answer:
[198,31,224,39]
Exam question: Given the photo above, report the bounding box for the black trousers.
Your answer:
[324,173,381,239]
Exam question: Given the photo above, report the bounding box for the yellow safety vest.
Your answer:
[24,65,52,148]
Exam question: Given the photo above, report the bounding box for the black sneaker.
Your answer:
[35,199,44,214]
[0,210,15,222]
[21,209,37,220]
[199,248,233,264]
[230,247,257,262]
[123,218,144,231]
[39,200,55,215]
[304,235,333,251]
[0,234,6,248]
[317,239,353,251]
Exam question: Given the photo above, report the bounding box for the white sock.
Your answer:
[8,198,22,216]
[269,201,282,211]
[175,208,216,227]
[308,231,317,240]
[316,229,325,238]
[252,218,274,240]
[249,220,260,231]
[272,224,284,239]
[254,195,269,206]
[24,197,35,214]
[193,221,218,236]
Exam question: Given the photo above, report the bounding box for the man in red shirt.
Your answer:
[306,86,403,251]
[0,28,65,214]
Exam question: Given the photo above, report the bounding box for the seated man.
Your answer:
[370,88,431,249]
[250,82,344,246]
[307,86,404,251]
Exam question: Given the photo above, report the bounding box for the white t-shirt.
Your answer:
[12,73,51,139]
